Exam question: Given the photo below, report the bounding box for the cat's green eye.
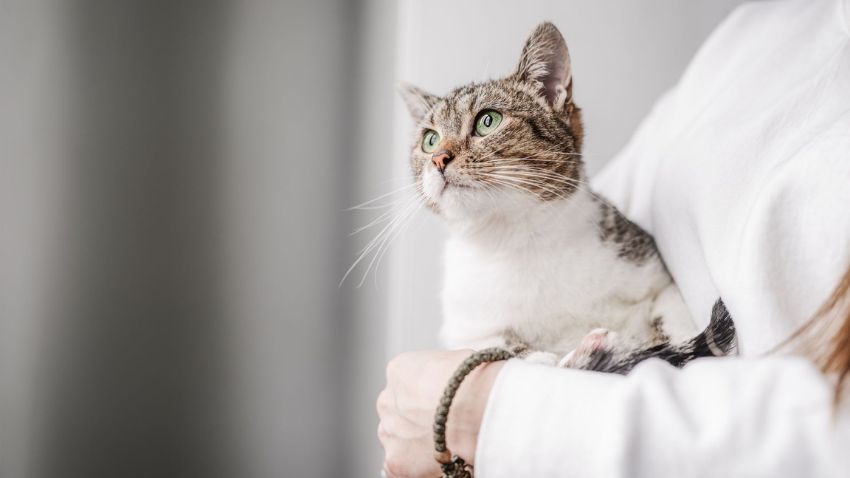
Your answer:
[422,130,440,153]
[474,110,502,136]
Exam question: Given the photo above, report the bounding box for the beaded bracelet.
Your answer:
[432,347,517,478]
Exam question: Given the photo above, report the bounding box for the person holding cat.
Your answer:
[378,0,850,476]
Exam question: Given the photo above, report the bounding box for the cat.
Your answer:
[399,22,736,371]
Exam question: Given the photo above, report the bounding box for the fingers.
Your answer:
[378,350,478,478]
[376,388,391,416]
[382,446,436,478]
[378,419,417,478]
[383,455,406,478]
[382,461,410,478]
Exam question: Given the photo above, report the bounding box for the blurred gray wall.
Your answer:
[2,1,232,477]
[0,1,748,478]
[219,0,395,477]
[0,0,394,477]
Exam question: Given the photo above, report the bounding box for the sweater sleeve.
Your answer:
[475,357,850,478]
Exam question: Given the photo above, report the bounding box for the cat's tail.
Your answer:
[584,298,738,375]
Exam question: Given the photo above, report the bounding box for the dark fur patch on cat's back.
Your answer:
[597,199,657,264]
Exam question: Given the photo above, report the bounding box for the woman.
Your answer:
[377,0,850,476]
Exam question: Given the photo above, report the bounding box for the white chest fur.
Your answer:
[439,189,695,355]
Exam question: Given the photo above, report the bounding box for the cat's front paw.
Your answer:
[558,328,619,368]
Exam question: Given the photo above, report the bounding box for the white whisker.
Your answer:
[344,182,417,211]
[341,190,423,287]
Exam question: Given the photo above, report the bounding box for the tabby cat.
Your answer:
[399,22,735,372]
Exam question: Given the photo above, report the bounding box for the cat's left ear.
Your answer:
[514,22,572,112]
[398,82,439,122]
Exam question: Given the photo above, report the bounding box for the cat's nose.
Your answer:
[431,150,454,173]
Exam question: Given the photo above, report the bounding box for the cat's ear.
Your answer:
[398,82,439,122]
[514,22,572,112]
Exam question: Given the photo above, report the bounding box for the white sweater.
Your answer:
[475,0,850,476]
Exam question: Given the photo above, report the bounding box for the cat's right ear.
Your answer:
[398,82,439,122]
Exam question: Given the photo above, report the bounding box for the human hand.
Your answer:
[377,349,505,478]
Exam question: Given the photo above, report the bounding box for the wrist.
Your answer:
[446,358,506,464]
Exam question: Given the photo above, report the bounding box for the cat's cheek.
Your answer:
[422,169,445,201]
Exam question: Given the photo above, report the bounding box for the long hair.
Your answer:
[788,265,850,403]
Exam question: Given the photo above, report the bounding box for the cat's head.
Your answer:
[400,22,584,220]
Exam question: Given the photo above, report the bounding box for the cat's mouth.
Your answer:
[422,168,483,204]
[435,176,480,202]
[441,179,471,193]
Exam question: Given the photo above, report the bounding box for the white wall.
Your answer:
[385,0,749,356]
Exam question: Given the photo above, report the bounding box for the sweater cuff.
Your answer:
[474,359,625,477]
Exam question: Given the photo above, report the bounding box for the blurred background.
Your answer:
[0,1,747,477]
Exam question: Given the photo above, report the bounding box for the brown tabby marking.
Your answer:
[597,200,658,264]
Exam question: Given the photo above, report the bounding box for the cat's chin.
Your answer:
[422,169,542,220]
[423,169,463,198]
[439,187,540,224]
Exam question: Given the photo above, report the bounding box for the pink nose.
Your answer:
[431,150,454,173]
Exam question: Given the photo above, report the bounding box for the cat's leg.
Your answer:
[447,331,526,354]
[651,283,698,344]
[558,328,620,368]
[449,335,512,350]
[501,329,560,365]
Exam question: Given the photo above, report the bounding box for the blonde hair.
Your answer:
[789,266,850,403]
